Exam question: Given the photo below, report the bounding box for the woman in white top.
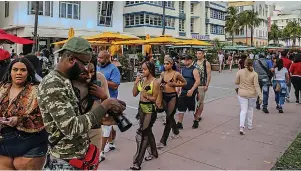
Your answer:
[272,59,289,113]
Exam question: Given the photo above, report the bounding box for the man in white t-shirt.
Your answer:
[218,51,224,73]
[249,52,254,60]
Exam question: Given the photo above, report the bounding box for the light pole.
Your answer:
[32,1,39,53]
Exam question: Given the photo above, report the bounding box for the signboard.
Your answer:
[191,34,210,40]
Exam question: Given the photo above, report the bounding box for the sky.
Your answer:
[266,1,301,11]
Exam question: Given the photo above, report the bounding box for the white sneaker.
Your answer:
[239,127,245,135]
[170,133,180,139]
[104,142,116,153]
[248,126,253,130]
[99,151,105,162]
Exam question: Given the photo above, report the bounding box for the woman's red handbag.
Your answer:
[69,144,100,170]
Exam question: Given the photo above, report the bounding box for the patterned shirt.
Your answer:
[193,59,207,86]
[37,70,105,160]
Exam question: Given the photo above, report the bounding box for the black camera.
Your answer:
[108,111,132,132]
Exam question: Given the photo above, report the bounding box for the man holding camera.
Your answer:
[37,37,126,170]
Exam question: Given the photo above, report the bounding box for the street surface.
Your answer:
[99,69,301,170]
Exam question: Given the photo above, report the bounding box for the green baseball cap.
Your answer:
[54,37,92,55]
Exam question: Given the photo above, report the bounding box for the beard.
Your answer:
[67,62,82,80]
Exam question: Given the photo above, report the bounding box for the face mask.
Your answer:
[67,62,82,80]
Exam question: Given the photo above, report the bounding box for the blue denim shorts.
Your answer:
[0,128,48,158]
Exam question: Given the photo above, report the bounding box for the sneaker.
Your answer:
[262,108,269,114]
[177,122,183,129]
[162,118,166,125]
[256,104,261,110]
[296,100,299,104]
[170,133,180,139]
[99,151,105,162]
[192,120,199,129]
[276,105,280,110]
[248,126,253,130]
[104,142,116,153]
[239,127,245,135]
[279,107,284,113]
[285,97,290,103]
[156,142,165,149]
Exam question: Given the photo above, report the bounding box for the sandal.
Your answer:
[145,155,158,161]
[130,165,141,170]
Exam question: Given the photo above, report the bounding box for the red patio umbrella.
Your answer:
[0,29,34,44]
[0,48,10,61]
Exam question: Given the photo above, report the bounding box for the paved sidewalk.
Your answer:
[99,92,301,170]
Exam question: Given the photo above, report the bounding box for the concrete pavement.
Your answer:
[99,69,301,170]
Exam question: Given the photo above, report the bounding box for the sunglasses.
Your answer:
[73,56,90,68]
[164,63,170,65]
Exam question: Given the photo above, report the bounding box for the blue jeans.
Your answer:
[273,80,287,107]
[256,79,270,108]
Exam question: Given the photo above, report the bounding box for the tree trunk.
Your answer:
[245,26,248,46]
[250,27,253,47]
[31,1,39,53]
[232,34,234,46]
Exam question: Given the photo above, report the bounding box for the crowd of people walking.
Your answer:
[0,36,300,170]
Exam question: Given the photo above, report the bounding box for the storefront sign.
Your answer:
[191,34,210,40]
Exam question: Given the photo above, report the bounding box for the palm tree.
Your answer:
[239,10,263,47]
[284,21,299,47]
[162,1,166,35]
[225,6,239,45]
[281,27,291,46]
[269,23,280,44]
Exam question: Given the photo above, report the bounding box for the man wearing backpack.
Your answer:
[254,54,273,113]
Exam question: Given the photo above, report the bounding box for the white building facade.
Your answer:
[0,1,124,54]
[270,10,301,46]
[123,1,226,41]
[227,1,274,47]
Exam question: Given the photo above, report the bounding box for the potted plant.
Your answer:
[206,48,219,71]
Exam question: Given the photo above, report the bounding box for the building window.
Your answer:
[191,3,194,14]
[125,1,144,5]
[59,1,80,19]
[179,1,184,13]
[210,9,224,20]
[240,28,244,35]
[165,1,174,8]
[205,24,208,34]
[190,18,194,32]
[240,6,243,12]
[259,5,262,15]
[179,19,185,32]
[205,8,208,18]
[164,17,175,28]
[28,1,53,16]
[97,1,113,26]
[211,24,224,34]
[125,13,174,28]
[5,1,9,17]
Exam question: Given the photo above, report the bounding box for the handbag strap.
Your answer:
[258,60,270,76]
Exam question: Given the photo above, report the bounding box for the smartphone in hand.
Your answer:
[91,80,101,100]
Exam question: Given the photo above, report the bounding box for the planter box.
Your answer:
[211,64,219,71]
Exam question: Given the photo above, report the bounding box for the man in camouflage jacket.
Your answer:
[37,37,125,169]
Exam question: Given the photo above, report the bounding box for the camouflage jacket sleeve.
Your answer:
[38,78,106,138]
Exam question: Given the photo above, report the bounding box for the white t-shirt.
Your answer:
[274,67,287,81]
[218,54,224,61]
[249,53,254,59]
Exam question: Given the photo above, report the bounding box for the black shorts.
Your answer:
[0,127,48,158]
[177,93,197,113]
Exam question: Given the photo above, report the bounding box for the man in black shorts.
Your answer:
[177,55,200,129]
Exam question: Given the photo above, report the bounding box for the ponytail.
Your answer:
[247,65,253,72]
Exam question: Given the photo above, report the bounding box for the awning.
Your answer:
[0,29,34,45]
